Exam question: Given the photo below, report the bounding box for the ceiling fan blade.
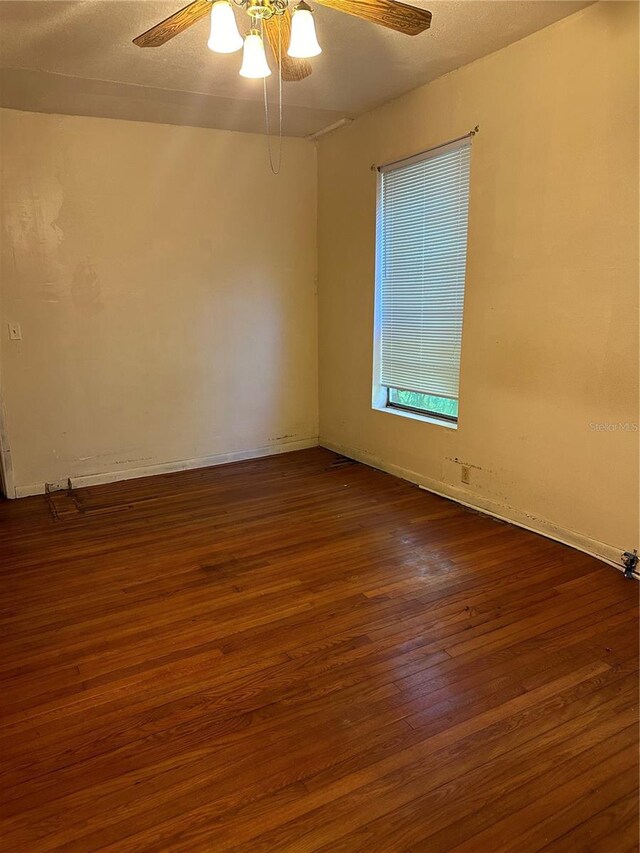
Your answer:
[264,12,312,82]
[133,0,212,47]
[313,0,431,35]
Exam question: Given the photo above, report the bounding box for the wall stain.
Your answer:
[71,259,102,313]
[446,456,484,471]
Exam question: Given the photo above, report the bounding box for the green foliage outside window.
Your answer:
[388,388,458,420]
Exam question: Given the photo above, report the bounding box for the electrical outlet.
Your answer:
[45,480,69,494]
[461,465,470,485]
[8,322,22,341]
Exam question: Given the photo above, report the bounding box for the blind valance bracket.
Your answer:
[370,126,478,173]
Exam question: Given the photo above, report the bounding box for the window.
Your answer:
[373,137,471,425]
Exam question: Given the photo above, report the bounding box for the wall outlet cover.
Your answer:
[8,322,22,341]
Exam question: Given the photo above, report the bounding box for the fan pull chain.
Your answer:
[262,16,283,175]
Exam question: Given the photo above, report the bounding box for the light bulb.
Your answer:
[239,30,271,78]
[207,1,243,54]
[288,2,321,59]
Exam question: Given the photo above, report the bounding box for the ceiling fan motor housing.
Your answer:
[246,0,288,20]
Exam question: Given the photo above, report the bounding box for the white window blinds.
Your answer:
[377,138,471,401]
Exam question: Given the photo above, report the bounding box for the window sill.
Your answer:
[372,403,458,430]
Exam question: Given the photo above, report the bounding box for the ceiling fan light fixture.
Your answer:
[239,29,272,78]
[288,2,321,59]
[207,0,243,53]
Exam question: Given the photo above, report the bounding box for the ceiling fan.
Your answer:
[133,0,433,82]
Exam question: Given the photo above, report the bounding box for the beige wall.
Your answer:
[0,2,637,564]
[0,109,318,494]
[317,1,639,560]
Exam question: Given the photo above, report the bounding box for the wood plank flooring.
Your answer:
[0,447,637,852]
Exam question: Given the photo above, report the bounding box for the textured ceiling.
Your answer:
[0,0,593,137]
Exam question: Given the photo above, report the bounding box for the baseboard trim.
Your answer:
[320,438,632,577]
[13,436,319,498]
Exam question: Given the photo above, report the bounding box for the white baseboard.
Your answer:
[0,395,15,500]
[320,438,632,577]
[13,436,319,498]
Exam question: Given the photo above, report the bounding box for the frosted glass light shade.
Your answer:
[239,30,271,78]
[288,4,321,58]
[207,1,243,53]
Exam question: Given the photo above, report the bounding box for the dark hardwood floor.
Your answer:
[0,447,637,852]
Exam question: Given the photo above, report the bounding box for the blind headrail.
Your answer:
[372,126,479,173]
